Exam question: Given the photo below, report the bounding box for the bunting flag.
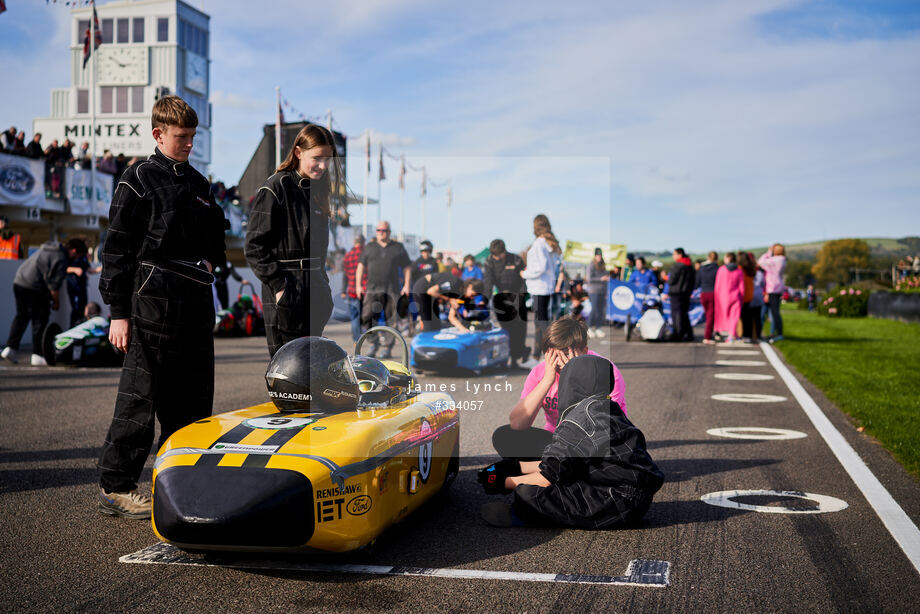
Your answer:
[398,155,405,190]
[378,147,386,182]
[420,168,427,197]
[278,99,285,125]
[0,1,7,15]
[81,2,102,69]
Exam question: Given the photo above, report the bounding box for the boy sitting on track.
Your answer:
[491,316,627,461]
[478,354,663,528]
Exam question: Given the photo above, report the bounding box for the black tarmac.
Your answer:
[2,321,919,613]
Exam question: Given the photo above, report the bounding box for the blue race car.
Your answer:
[410,294,510,374]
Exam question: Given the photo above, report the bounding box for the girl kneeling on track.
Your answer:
[478,354,663,528]
[491,316,627,461]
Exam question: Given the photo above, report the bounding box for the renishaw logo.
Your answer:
[269,391,312,400]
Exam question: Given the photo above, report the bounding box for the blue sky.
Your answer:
[2,0,919,255]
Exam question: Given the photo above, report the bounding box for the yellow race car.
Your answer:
[151,327,459,553]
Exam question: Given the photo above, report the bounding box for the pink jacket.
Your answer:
[520,350,627,432]
[758,251,786,294]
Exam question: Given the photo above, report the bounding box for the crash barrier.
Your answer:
[868,291,920,324]
[0,262,264,348]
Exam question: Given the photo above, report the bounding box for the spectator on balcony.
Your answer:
[75,141,91,167]
[12,131,26,155]
[1,126,16,151]
[58,139,75,166]
[44,139,63,198]
[97,150,117,174]
[25,133,44,159]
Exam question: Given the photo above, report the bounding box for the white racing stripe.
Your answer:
[120,543,670,587]
[760,342,920,576]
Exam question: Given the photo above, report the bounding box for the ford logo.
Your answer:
[0,164,36,195]
[346,494,372,516]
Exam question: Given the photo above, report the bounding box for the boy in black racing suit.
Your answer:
[97,96,227,519]
[478,354,663,528]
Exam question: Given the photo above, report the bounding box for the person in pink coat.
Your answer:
[758,243,787,341]
[714,251,744,343]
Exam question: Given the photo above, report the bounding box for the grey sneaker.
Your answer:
[30,354,48,366]
[99,488,152,519]
[1,346,18,364]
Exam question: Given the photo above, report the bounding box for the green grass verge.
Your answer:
[772,308,920,478]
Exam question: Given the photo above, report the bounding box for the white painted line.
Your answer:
[714,373,774,381]
[760,342,920,576]
[711,393,787,403]
[701,489,848,514]
[716,360,767,367]
[707,427,807,440]
[120,543,670,587]
[718,350,761,356]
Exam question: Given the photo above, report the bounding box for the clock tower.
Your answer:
[33,0,212,174]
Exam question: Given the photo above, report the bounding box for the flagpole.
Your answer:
[90,1,97,214]
[376,145,382,224]
[420,166,426,240]
[274,87,281,168]
[447,179,452,252]
[399,154,405,242]
[362,130,369,239]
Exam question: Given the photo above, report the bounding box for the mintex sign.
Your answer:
[32,118,210,164]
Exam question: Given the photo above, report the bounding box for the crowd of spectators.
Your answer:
[2,125,137,198]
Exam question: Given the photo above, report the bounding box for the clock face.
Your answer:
[185,52,207,94]
[98,46,148,85]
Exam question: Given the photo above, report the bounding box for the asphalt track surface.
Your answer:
[2,320,919,613]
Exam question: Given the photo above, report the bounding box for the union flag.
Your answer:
[81,3,102,69]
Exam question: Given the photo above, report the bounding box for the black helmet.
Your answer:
[265,337,359,412]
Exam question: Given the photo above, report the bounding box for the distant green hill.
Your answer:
[637,237,918,266]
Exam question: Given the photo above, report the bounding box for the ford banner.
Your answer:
[0,153,45,208]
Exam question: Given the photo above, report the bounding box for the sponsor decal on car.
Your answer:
[346,495,373,516]
[210,443,279,454]
[242,416,316,430]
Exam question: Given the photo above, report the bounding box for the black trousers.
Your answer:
[493,293,528,361]
[669,292,693,341]
[6,284,51,353]
[492,424,553,461]
[741,302,763,340]
[531,294,551,359]
[262,270,333,357]
[361,290,399,346]
[98,265,216,493]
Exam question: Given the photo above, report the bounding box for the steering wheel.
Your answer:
[355,325,410,369]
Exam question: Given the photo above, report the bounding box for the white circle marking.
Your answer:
[707,427,807,440]
[701,490,848,514]
[718,350,761,356]
[712,393,787,403]
[714,373,774,381]
[716,359,767,367]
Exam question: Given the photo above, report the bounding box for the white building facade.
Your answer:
[33,0,212,173]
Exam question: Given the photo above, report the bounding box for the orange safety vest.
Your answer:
[0,234,21,260]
